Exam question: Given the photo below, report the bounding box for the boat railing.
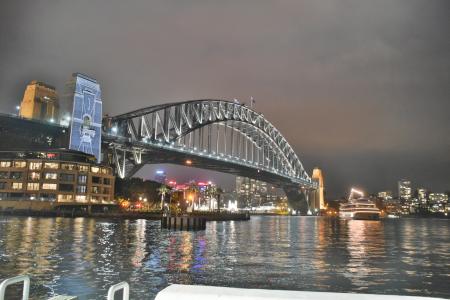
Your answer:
[0,275,30,300]
[107,281,129,300]
[0,276,447,300]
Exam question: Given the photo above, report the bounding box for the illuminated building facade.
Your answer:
[398,179,412,202]
[19,80,59,122]
[428,193,448,213]
[311,167,325,210]
[65,73,102,163]
[235,176,277,208]
[417,188,428,210]
[377,191,393,201]
[154,170,167,184]
[0,149,114,205]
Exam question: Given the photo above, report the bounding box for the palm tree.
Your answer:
[205,185,217,211]
[216,187,224,212]
[157,185,170,210]
[186,181,199,211]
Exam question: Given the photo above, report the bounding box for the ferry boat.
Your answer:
[339,188,381,220]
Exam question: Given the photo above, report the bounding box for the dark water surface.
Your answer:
[0,216,449,299]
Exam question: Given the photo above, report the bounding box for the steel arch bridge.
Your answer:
[102,99,316,211]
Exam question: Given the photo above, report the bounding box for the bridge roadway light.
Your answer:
[185,159,192,165]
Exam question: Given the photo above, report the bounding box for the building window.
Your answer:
[92,176,101,184]
[28,172,41,181]
[91,196,99,202]
[101,168,109,174]
[12,182,23,190]
[57,194,73,202]
[76,185,86,194]
[61,164,75,170]
[44,172,58,180]
[103,187,110,195]
[0,182,7,190]
[103,178,111,185]
[0,161,11,168]
[75,195,87,202]
[27,183,40,191]
[40,193,56,202]
[79,165,89,172]
[13,161,26,168]
[91,166,100,173]
[0,172,8,179]
[29,162,42,170]
[29,194,37,200]
[42,183,57,190]
[78,175,87,184]
[59,184,73,192]
[0,192,7,200]
[60,173,74,182]
[9,192,25,200]
[44,162,59,169]
[10,172,22,179]
[92,186,100,194]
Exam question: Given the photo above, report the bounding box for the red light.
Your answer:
[198,182,206,186]
[46,153,56,159]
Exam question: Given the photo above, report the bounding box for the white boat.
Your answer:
[339,188,381,220]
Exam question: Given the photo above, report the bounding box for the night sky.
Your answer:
[1,0,449,198]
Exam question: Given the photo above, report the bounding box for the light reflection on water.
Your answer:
[0,216,449,299]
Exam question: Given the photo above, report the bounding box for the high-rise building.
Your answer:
[235,176,276,208]
[377,191,393,201]
[64,73,102,163]
[311,167,325,210]
[398,179,412,202]
[19,80,59,122]
[428,193,448,213]
[154,170,167,184]
[417,188,427,205]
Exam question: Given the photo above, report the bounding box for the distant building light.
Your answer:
[156,170,164,174]
[185,159,192,165]
[111,126,118,133]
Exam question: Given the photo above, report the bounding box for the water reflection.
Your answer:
[0,216,449,299]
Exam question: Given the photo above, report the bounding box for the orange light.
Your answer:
[185,159,192,165]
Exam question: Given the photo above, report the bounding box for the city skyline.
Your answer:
[1,0,449,198]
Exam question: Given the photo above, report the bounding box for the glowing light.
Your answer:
[111,126,118,133]
[156,170,164,174]
[185,159,192,165]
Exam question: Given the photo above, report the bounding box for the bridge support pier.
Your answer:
[283,187,309,215]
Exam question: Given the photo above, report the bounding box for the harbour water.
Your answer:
[0,216,449,299]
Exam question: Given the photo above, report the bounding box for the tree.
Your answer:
[216,187,224,212]
[186,181,199,211]
[205,185,217,210]
[157,185,170,210]
[115,177,163,209]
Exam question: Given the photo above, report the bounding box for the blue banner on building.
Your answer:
[68,73,102,163]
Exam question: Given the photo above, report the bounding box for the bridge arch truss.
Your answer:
[103,99,314,188]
